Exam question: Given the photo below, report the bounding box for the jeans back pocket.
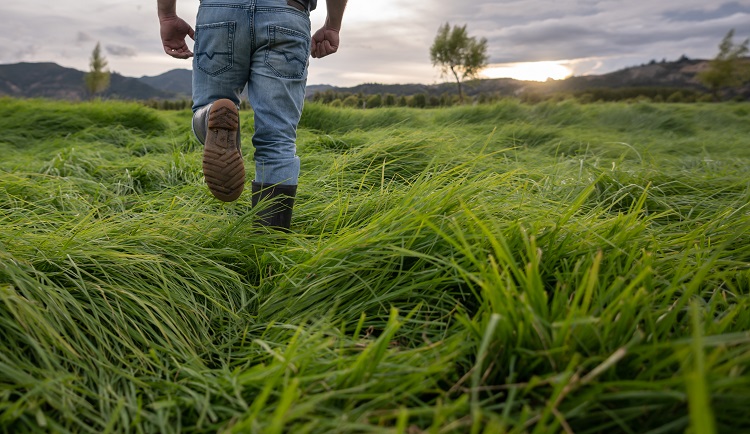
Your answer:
[195,21,235,76]
[264,25,309,79]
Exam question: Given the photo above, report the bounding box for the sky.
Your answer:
[1,1,749,87]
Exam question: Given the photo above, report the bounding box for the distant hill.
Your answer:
[139,69,192,98]
[1,58,747,102]
[0,62,180,101]
[539,57,711,93]
[305,57,735,100]
[308,78,524,100]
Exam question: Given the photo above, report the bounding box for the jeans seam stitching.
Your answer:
[264,25,309,79]
[195,21,236,77]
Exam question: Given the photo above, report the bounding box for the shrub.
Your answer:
[366,94,382,109]
[342,95,359,108]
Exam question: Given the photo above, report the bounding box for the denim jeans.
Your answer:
[192,0,311,186]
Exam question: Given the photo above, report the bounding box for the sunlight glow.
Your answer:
[482,61,573,82]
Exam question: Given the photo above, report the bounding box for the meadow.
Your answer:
[0,97,749,433]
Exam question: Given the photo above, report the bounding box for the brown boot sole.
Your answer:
[203,99,245,202]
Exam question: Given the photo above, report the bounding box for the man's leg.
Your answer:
[247,0,311,228]
[191,0,252,202]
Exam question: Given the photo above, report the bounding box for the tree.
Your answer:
[410,93,427,108]
[430,23,489,103]
[342,95,359,108]
[698,29,749,100]
[366,94,382,108]
[84,42,111,97]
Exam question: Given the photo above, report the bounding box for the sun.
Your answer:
[482,61,572,82]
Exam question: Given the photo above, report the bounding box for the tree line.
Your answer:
[142,86,725,112]
[84,26,748,108]
[308,87,724,108]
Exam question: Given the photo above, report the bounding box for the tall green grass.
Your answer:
[1,97,749,433]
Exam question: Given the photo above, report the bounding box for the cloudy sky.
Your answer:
[1,1,748,86]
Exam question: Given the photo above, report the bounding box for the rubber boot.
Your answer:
[191,103,211,146]
[192,100,245,202]
[251,182,297,230]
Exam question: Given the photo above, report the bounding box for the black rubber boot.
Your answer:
[251,182,297,230]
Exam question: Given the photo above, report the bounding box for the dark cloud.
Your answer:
[111,26,140,37]
[664,2,750,22]
[2,0,749,86]
[106,45,137,57]
[258,0,750,84]
[496,23,601,46]
[461,1,750,65]
[76,31,93,44]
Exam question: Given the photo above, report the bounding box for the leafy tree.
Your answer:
[666,91,685,103]
[410,93,427,108]
[366,94,382,108]
[698,29,749,100]
[342,95,359,108]
[430,23,489,103]
[84,42,111,97]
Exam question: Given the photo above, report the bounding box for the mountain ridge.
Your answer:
[307,58,720,99]
[0,58,746,101]
[0,62,180,101]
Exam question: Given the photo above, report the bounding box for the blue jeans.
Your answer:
[192,0,310,186]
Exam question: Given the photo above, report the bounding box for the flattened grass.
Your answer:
[1,98,749,433]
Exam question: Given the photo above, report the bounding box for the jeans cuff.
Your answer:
[255,156,300,185]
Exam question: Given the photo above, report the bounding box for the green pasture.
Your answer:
[0,98,749,433]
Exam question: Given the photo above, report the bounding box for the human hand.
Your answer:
[159,16,195,59]
[311,26,340,58]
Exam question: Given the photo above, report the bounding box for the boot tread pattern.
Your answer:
[203,99,244,202]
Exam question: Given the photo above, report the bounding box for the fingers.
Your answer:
[323,40,336,55]
[163,43,193,59]
[159,17,195,59]
[310,27,340,59]
[311,39,338,58]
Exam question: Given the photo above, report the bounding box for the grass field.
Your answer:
[1,97,749,433]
